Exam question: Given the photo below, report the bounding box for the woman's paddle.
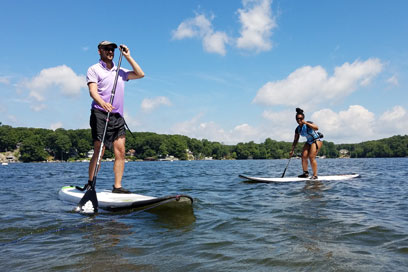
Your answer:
[77,47,124,213]
[281,156,292,178]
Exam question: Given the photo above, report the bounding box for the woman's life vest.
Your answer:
[296,121,323,145]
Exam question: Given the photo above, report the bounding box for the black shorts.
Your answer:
[90,109,126,150]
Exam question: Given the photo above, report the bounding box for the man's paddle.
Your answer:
[77,47,124,213]
[281,156,292,178]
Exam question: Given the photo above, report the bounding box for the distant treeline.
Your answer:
[0,124,407,162]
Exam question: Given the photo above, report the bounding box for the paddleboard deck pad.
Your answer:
[239,173,360,183]
[59,186,193,212]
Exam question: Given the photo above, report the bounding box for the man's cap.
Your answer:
[98,41,118,49]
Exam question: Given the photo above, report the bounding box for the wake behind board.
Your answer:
[59,186,193,212]
[239,173,360,183]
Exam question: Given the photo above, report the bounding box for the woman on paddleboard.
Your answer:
[289,108,323,179]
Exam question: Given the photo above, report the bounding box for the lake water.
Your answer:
[1,158,407,271]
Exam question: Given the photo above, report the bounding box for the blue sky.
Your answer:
[1,0,407,144]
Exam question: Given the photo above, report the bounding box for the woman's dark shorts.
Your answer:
[90,109,126,150]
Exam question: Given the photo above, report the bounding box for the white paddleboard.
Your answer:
[59,186,193,211]
[239,173,360,183]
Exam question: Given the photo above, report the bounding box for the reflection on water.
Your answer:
[79,219,135,271]
[59,206,196,271]
[303,180,326,199]
[151,208,196,229]
[104,200,196,229]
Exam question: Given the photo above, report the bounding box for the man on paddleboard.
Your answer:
[84,41,144,193]
[289,108,323,179]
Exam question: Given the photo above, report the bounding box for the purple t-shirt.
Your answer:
[86,60,130,116]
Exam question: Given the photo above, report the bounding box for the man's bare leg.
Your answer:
[89,141,105,181]
[113,136,126,189]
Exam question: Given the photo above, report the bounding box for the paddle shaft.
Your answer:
[91,48,124,187]
[281,156,292,178]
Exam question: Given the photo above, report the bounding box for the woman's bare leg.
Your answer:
[308,141,323,177]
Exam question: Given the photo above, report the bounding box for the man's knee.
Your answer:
[114,145,125,159]
[116,150,125,159]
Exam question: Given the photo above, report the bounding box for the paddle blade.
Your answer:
[76,188,98,214]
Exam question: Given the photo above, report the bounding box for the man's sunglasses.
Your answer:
[102,47,116,52]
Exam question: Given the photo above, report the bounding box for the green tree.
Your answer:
[201,139,213,157]
[55,130,72,160]
[234,143,250,159]
[0,125,18,151]
[188,138,203,157]
[320,141,338,158]
[76,138,92,157]
[20,135,48,162]
[167,136,188,160]
[158,143,169,157]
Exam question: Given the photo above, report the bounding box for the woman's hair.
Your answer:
[296,107,304,118]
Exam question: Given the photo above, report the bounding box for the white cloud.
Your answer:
[171,113,203,134]
[378,106,408,135]
[0,76,10,84]
[312,105,376,143]
[233,123,260,141]
[171,114,261,144]
[236,0,276,52]
[141,96,172,112]
[386,75,398,86]
[30,104,46,112]
[172,14,212,39]
[170,105,407,145]
[50,122,63,130]
[260,105,408,144]
[380,105,406,121]
[171,114,226,142]
[123,112,141,129]
[23,65,86,102]
[172,13,229,56]
[262,109,291,123]
[261,109,294,140]
[203,31,229,56]
[311,105,408,143]
[253,58,383,107]
[172,0,276,55]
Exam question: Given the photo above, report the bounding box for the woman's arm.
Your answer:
[290,133,300,157]
[301,120,319,130]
